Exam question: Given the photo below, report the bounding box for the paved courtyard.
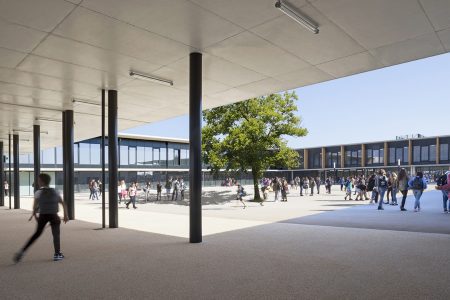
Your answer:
[1,186,450,299]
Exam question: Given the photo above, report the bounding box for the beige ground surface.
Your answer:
[1,186,450,299]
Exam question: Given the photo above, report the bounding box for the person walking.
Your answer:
[156,181,162,201]
[367,174,378,204]
[118,181,122,204]
[165,178,172,200]
[408,171,427,212]
[236,184,247,209]
[172,178,179,201]
[273,178,280,202]
[126,182,137,209]
[398,168,409,211]
[339,178,344,191]
[299,177,305,196]
[436,171,450,213]
[309,177,315,196]
[315,177,321,194]
[14,173,68,263]
[281,179,288,202]
[145,181,152,202]
[390,172,398,206]
[377,170,389,210]
[344,177,353,200]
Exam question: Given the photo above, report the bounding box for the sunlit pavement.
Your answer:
[19,185,449,238]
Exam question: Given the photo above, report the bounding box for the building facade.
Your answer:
[269,135,450,181]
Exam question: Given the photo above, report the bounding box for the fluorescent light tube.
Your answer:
[275,0,319,34]
[73,98,102,107]
[129,71,173,86]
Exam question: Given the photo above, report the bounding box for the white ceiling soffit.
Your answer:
[0,0,449,152]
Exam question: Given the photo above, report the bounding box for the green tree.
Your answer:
[202,91,308,201]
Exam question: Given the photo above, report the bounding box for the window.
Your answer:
[129,147,136,165]
[42,148,55,164]
[379,149,384,164]
[168,148,174,166]
[429,145,436,162]
[91,143,100,165]
[441,144,449,161]
[413,146,420,163]
[56,147,63,164]
[396,148,403,165]
[421,146,429,161]
[153,148,160,165]
[19,154,30,164]
[120,145,128,166]
[174,149,180,166]
[137,147,145,165]
[181,149,188,166]
[403,147,409,164]
[373,149,379,164]
[74,144,79,164]
[144,147,152,165]
[345,151,351,166]
[366,149,373,165]
[389,148,395,164]
[79,143,90,164]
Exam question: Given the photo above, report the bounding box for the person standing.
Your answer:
[281,179,288,202]
[145,181,152,202]
[390,172,398,206]
[344,177,353,200]
[14,173,68,263]
[180,179,186,201]
[4,180,8,196]
[309,177,315,196]
[98,180,102,197]
[377,170,389,210]
[408,171,427,212]
[172,178,179,201]
[156,181,162,201]
[126,182,137,209]
[398,168,409,211]
[299,177,304,196]
[165,178,172,200]
[236,184,247,209]
[339,178,344,191]
[315,177,321,194]
[118,181,122,204]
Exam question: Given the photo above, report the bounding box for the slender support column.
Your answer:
[8,134,11,209]
[321,147,326,169]
[408,140,413,166]
[189,52,202,243]
[383,142,388,167]
[340,145,345,169]
[304,149,309,169]
[33,125,40,193]
[361,144,366,168]
[0,141,4,206]
[108,90,118,228]
[101,89,106,228]
[63,110,75,220]
[13,134,19,209]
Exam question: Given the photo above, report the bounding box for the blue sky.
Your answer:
[125,53,450,148]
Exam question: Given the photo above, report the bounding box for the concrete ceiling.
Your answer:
[0,0,449,152]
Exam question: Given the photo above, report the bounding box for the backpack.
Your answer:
[437,174,448,186]
[411,177,424,190]
[378,176,387,188]
[367,178,375,191]
[303,182,309,189]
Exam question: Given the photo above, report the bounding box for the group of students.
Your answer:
[88,179,102,200]
[341,168,444,212]
[164,177,187,201]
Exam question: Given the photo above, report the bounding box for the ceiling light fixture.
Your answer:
[35,117,61,123]
[13,129,48,134]
[73,98,102,107]
[129,71,173,86]
[275,0,319,34]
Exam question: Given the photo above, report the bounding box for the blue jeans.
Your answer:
[391,188,398,204]
[413,190,423,209]
[377,188,387,208]
[443,190,449,211]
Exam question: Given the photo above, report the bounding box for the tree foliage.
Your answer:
[202,91,308,200]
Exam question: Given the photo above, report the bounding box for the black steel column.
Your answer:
[63,110,75,220]
[13,134,19,209]
[33,125,40,193]
[101,89,106,228]
[189,52,202,243]
[8,134,11,209]
[0,141,4,207]
[108,90,118,228]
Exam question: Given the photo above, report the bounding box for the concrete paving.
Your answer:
[1,186,450,299]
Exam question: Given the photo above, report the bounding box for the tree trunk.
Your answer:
[252,169,262,201]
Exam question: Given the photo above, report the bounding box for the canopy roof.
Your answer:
[1,0,449,152]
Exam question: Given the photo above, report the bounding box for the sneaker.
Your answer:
[53,252,65,261]
[414,209,418,212]
[13,251,24,264]
[401,208,407,211]
[444,210,448,214]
